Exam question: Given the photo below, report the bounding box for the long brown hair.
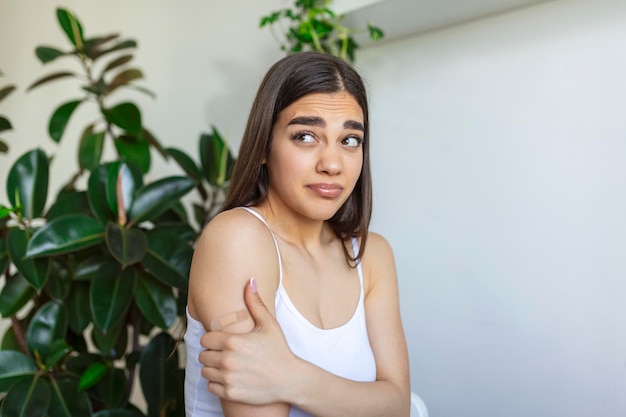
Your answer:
[222,51,372,265]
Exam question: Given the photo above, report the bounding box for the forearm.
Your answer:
[283,358,410,417]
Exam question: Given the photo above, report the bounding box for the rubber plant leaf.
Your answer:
[25,214,105,258]
[48,99,83,143]
[0,85,16,103]
[103,102,142,136]
[127,176,196,227]
[87,162,118,223]
[6,148,49,219]
[141,229,192,290]
[0,376,51,417]
[0,350,37,392]
[48,376,93,417]
[78,129,105,171]
[90,265,136,333]
[78,362,108,391]
[0,273,35,318]
[25,301,68,359]
[46,190,92,221]
[105,222,147,268]
[165,147,202,180]
[105,161,139,224]
[135,273,177,329]
[106,68,143,95]
[56,8,84,48]
[101,54,133,75]
[7,229,50,293]
[28,71,76,91]
[139,332,181,417]
[35,46,66,64]
[114,135,150,174]
[200,127,235,187]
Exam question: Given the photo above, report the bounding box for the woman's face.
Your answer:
[265,91,364,222]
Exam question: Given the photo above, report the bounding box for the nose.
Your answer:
[317,143,342,176]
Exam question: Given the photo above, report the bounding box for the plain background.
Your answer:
[1,0,625,416]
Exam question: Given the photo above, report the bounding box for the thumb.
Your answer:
[244,277,272,328]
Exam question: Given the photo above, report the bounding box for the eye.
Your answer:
[342,136,363,148]
[292,132,316,144]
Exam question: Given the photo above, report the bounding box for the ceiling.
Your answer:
[340,0,550,43]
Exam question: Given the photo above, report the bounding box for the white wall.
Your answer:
[1,1,626,416]
[358,0,626,416]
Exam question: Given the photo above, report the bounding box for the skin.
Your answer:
[187,92,410,417]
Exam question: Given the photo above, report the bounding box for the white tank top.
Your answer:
[184,207,376,417]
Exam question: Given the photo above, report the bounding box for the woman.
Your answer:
[184,51,410,417]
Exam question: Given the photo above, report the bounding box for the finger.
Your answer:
[198,348,222,368]
[244,277,273,327]
[200,329,227,349]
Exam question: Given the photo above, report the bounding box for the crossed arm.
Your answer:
[187,210,410,417]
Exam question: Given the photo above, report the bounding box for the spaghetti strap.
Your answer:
[351,237,364,289]
[239,207,284,285]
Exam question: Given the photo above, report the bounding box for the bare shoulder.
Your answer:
[360,231,398,294]
[188,208,280,325]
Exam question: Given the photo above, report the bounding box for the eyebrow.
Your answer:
[288,116,364,132]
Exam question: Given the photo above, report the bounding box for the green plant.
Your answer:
[260,0,384,62]
[0,8,234,417]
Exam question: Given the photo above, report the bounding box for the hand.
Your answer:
[199,278,296,405]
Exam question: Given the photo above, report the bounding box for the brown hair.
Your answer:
[222,51,372,265]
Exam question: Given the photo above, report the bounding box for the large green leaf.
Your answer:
[66,282,91,333]
[128,176,196,227]
[166,147,202,180]
[90,265,135,332]
[44,339,71,369]
[0,376,51,417]
[35,46,66,64]
[0,350,37,392]
[48,376,93,417]
[79,130,105,171]
[46,190,92,220]
[25,214,105,258]
[56,8,84,48]
[26,301,67,359]
[139,332,181,417]
[7,229,50,292]
[82,34,120,60]
[48,99,83,143]
[114,135,150,174]
[104,102,141,136]
[105,223,147,268]
[142,230,192,290]
[6,148,49,219]
[87,163,117,222]
[73,255,115,281]
[0,273,35,318]
[135,273,177,329]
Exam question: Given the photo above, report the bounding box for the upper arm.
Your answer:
[362,232,410,393]
[187,208,289,416]
[188,209,279,330]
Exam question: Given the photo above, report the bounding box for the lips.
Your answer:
[306,183,343,199]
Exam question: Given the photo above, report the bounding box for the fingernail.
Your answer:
[250,277,257,294]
